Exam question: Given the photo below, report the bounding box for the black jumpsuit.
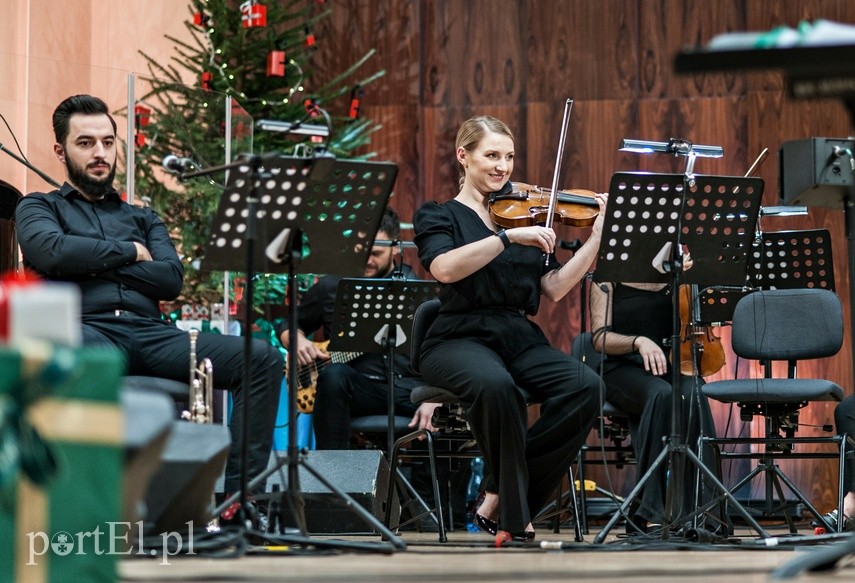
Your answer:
[414,199,600,534]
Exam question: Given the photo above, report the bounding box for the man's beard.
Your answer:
[67,158,116,199]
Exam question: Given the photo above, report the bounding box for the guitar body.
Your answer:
[284,340,361,414]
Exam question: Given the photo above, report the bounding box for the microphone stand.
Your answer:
[0,143,61,188]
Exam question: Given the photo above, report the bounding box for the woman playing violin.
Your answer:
[589,259,720,533]
[413,115,607,541]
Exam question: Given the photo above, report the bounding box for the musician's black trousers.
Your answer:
[82,312,283,494]
[836,395,855,493]
[313,363,418,449]
[420,340,600,534]
[602,362,716,525]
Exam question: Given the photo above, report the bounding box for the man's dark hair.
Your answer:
[52,94,117,145]
[379,206,401,240]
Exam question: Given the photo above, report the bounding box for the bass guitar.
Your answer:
[286,340,361,413]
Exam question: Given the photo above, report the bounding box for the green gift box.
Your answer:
[0,344,124,583]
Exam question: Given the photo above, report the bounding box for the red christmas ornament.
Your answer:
[240,0,267,28]
[133,103,151,147]
[193,11,210,26]
[348,85,363,119]
[200,71,213,91]
[304,26,316,47]
[134,104,151,127]
[266,50,286,77]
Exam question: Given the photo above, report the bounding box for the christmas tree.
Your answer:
[129,0,384,306]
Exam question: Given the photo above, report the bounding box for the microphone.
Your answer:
[161,155,197,173]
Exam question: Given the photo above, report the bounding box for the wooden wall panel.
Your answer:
[523,0,639,102]
[420,1,526,108]
[638,0,749,98]
[317,0,421,107]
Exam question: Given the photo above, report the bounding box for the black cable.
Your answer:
[0,110,29,161]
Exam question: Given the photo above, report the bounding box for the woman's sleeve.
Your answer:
[413,202,454,272]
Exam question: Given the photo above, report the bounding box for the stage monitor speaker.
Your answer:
[262,449,399,534]
[123,389,174,531]
[143,421,230,535]
[779,137,855,209]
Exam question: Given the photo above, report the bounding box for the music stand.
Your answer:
[329,277,440,458]
[200,152,406,551]
[695,228,836,324]
[592,171,769,542]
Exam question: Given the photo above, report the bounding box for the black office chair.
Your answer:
[388,298,584,542]
[570,332,636,534]
[700,289,847,533]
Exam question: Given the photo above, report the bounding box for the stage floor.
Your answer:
[120,525,855,582]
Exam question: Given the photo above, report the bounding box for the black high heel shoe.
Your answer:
[470,491,498,535]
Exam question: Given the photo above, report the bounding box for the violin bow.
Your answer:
[545,98,574,231]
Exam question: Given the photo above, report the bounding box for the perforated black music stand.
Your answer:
[696,228,836,324]
[202,153,406,550]
[329,278,440,458]
[592,171,769,542]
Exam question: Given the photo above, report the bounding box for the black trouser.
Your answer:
[312,363,418,449]
[836,395,855,493]
[82,312,283,494]
[420,339,600,534]
[602,362,715,525]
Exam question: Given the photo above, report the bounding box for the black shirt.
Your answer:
[15,183,183,318]
[608,283,674,352]
[414,199,559,315]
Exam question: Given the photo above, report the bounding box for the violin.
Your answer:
[489,182,600,229]
[677,284,725,377]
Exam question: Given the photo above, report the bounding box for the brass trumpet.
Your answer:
[181,329,214,424]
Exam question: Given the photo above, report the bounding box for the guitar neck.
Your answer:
[329,351,361,364]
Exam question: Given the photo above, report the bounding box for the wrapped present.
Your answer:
[0,272,81,347]
[0,343,124,582]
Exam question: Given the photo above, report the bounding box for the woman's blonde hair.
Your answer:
[455,115,514,187]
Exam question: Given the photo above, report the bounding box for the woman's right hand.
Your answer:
[506,225,556,253]
[635,336,667,376]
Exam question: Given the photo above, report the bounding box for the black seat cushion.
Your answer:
[703,378,843,404]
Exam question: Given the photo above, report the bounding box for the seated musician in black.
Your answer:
[589,269,719,532]
[816,396,855,531]
[14,95,283,514]
[276,207,439,449]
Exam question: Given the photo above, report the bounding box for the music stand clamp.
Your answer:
[203,152,406,550]
[329,278,440,458]
[592,170,768,542]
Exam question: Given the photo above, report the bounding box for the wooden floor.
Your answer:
[120,524,855,582]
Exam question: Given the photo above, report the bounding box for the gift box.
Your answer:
[0,344,124,582]
[0,274,81,347]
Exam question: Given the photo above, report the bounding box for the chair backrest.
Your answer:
[731,289,843,361]
[411,298,441,374]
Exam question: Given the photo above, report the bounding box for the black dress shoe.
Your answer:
[470,491,498,535]
[473,512,498,535]
[511,530,536,542]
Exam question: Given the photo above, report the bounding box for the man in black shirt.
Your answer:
[277,208,439,448]
[15,94,283,506]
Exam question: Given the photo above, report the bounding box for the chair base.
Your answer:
[701,434,847,534]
